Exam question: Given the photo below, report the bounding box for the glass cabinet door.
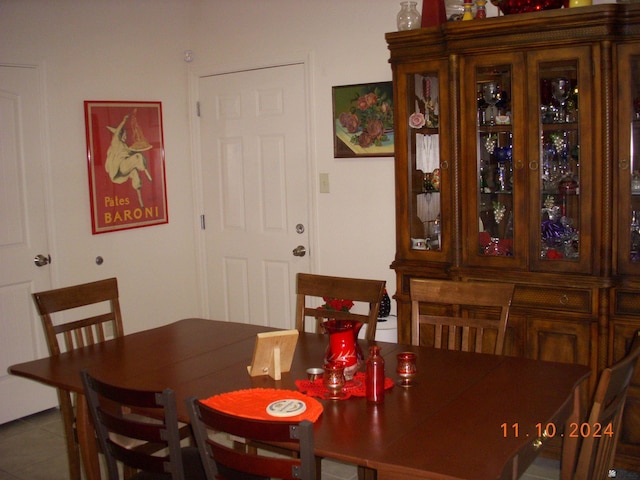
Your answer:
[397,59,451,263]
[461,53,526,269]
[617,44,640,275]
[528,46,593,274]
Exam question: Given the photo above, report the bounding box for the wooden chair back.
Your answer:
[187,396,315,480]
[573,331,640,480]
[295,273,386,341]
[81,370,197,480]
[410,278,514,355]
[32,277,124,355]
[31,277,124,480]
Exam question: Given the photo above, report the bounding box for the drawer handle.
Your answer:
[559,294,569,305]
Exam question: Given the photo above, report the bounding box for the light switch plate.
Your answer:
[319,173,330,193]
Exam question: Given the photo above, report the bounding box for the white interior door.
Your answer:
[199,63,310,328]
[0,64,57,424]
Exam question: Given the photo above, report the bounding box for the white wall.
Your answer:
[189,0,399,291]
[0,0,200,332]
[0,0,400,330]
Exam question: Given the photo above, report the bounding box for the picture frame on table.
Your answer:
[247,330,299,381]
[332,81,394,158]
[84,100,168,234]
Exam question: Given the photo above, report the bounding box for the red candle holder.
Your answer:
[396,352,417,387]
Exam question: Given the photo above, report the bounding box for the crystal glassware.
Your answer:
[551,77,570,123]
[482,82,500,125]
[397,1,421,31]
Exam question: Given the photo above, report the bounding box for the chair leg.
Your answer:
[57,389,82,480]
[315,456,323,479]
[358,465,377,480]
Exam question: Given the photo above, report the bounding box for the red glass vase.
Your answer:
[323,319,364,381]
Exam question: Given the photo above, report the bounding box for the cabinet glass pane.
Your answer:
[409,73,441,251]
[538,61,580,262]
[631,56,640,263]
[476,65,513,256]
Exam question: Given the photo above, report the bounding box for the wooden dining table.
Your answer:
[9,318,590,480]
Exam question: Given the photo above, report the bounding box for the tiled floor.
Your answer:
[0,408,639,480]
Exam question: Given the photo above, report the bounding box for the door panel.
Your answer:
[0,64,56,423]
[199,64,310,328]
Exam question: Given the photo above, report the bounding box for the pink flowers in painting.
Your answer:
[337,85,393,149]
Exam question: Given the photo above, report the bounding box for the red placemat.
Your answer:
[202,388,323,422]
[295,372,394,400]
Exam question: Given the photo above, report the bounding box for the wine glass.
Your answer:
[482,82,500,125]
[551,77,570,123]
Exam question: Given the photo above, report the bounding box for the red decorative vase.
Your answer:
[490,0,566,15]
[323,319,364,381]
[421,0,447,27]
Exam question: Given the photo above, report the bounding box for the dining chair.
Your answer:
[409,278,515,354]
[295,273,386,341]
[80,370,205,480]
[186,396,315,480]
[32,277,125,480]
[572,330,640,480]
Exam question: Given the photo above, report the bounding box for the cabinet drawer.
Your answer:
[512,286,592,314]
[614,290,640,316]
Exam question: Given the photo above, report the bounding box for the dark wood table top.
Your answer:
[9,318,590,480]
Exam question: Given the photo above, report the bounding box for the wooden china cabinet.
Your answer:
[386,4,640,469]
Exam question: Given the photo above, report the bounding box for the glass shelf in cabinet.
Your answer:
[411,126,439,135]
[478,125,512,134]
[541,123,579,133]
[480,190,513,194]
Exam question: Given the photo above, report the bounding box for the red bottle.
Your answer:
[366,345,385,404]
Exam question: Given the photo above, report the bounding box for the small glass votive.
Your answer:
[306,367,324,381]
[324,363,346,399]
[396,352,417,387]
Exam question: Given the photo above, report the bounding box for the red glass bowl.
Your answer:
[490,0,566,15]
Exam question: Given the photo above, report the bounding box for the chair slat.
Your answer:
[188,397,315,480]
[32,278,125,480]
[81,370,202,480]
[573,331,640,480]
[295,273,385,341]
[410,279,514,355]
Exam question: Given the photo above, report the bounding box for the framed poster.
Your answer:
[84,101,168,234]
[332,82,394,158]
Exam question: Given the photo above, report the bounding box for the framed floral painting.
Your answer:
[332,82,394,158]
[84,101,168,234]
